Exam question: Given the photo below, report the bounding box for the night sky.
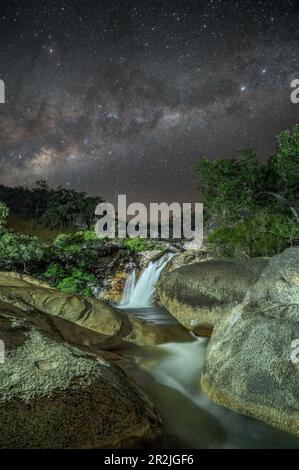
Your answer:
[0,0,298,204]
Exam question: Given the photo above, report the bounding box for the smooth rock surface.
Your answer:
[157,257,268,335]
[0,272,189,348]
[201,248,299,437]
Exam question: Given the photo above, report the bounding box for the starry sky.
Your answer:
[0,0,298,204]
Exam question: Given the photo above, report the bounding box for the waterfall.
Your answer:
[118,261,136,307]
[119,252,173,308]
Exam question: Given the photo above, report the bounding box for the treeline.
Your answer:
[0,181,102,230]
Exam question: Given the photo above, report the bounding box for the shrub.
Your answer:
[57,269,96,296]
[122,237,156,252]
[0,231,46,271]
[51,231,103,269]
[270,126,299,190]
[208,211,298,257]
[42,262,65,284]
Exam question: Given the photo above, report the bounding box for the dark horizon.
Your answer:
[0,0,298,204]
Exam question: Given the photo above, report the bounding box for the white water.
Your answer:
[141,340,207,397]
[119,254,299,449]
[116,252,299,448]
[119,252,173,308]
[132,339,299,448]
[118,261,136,306]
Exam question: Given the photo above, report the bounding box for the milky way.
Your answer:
[0,0,298,204]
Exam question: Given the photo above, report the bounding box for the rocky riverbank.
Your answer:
[0,299,162,448]
[0,267,190,448]
[156,247,299,437]
[0,244,298,447]
[201,247,299,437]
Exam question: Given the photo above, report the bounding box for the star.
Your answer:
[0,0,297,206]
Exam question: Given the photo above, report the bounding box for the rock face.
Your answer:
[0,272,189,349]
[0,300,161,448]
[91,245,130,299]
[98,270,128,303]
[157,258,268,335]
[97,255,133,303]
[165,248,210,272]
[201,247,299,437]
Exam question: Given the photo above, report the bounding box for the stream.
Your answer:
[117,253,299,449]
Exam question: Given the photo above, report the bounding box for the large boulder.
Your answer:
[0,272,190,348]
[201,247,299,436]
[157,258,268,335]
[165,248,210,272]
[0,300,161,448]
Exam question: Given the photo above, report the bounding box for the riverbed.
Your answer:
[122,306,299,449]
[116,254,299,449]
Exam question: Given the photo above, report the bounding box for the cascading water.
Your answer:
[118,260,136,307]
[119,252,173,308]
[115,250,299,448]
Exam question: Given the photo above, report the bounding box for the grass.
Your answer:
[6,213,73,243]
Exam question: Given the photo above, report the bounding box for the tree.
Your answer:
[196,127,299,256]
[270,125,299,190]
[40,187,102,229]
[0,232,46,272]
[0,202,9,229]
[265,126,299,223]
[0,181,103,230]
[196,148,262,223]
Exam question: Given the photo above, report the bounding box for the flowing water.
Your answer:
[129,339,299,448]
[119,252,174,308]
[118,260,136,307]
[117,254,299,449]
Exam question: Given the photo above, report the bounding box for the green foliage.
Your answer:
[122,237,156,252]
[0,202,9,229]
[197,127,299,257]
[40,187,101,230]
[0,181,102,231]
[208,211,298,257]
[0,231,46,271]
[52,231,103,268]
[270,126,299,190]
[53,231,99,247]
[43,262,65,284]
[40,232,103,294]
[196,148,262,223]
[57,269,96,296]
